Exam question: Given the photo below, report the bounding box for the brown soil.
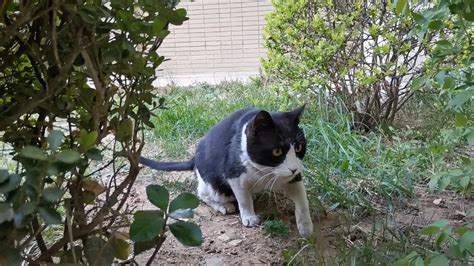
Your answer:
[128,140,473,265]
[131,170,296,265]
[128,167,473,265]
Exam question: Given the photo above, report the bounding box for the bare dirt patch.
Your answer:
[131,170,302,264]
[129,167,472,265]
[129,140,473,264]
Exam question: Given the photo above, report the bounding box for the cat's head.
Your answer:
[245,104,306,178]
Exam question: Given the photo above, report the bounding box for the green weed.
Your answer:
[150,81,454,212]
[160,179,197,195]
[149,80,462,264]
[260,210,280,221]
[152,81,284,159]
[263,220,289,237]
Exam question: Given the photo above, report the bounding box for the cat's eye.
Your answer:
[272,148,283,156]
[295,144,303,153]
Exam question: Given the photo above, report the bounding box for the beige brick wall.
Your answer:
[155,0,273,86]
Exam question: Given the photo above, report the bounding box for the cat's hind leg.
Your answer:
[195,169,236,215]
[204,200,236,215]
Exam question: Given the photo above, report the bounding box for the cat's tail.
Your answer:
[139,157,194,171]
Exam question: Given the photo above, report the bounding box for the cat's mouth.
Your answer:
[278,171,300,179]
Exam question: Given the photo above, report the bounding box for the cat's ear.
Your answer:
[249,110,274,135]
[291,103,306,125]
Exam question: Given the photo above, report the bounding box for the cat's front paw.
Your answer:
[297,220,314,238]
[241,214,260,227]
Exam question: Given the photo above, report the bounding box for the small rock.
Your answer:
[228,239,243,246]
[205,256,224,265]
[230,250,238,255]
[217,233,236,242]
[206,248,216,254]
[217,234,230,242]
[433,198,443,205]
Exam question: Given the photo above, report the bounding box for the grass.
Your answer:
[150,80,462,264]
[151,81,288,159]
[151,81,433,210]
[160,179,197,195]
[263,220,290,237]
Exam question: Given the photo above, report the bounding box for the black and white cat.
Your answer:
[140,105,313,237]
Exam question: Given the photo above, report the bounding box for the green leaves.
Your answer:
[0,173,21,194]
[42,186,65,203]
[410,219,474,265]
[448,0,474,21]
[20,146,47,161]
[394,251,419,266]
[146,185,169,211]
[449,89,474,109]
[467,131,474,145]
[419,220,449,235]
[169,192,199,213]
[0,170,8,184]
[115,118,134,142]
[79,130,98,152]
[152,17,167,36]
[57,150,81,164]
[455,113,468,128]
[429,255,448,266]
[458,231,474,253]
[129,211,164,242]
[0,247,22,266]
[169,222,202,247]
[131,185,202,254]
[263,219,289,237]
[158,7,188,25]
[86,148,103,161]
[1,0,188,262]
[84,237,115,266]
[263,0,423,129]
[47,130,64,151]
[133,237,160,256]
[38,206,62,224]
[394,0,409,16]
[436,231,449,248]
[0,203,14,223]
[110,233,130,260]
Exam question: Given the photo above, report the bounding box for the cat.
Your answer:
[140,104,314,237]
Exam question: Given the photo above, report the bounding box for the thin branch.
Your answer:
[146,235,167,265]
[32,216,53,263]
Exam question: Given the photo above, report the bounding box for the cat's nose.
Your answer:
[289,168,297,174]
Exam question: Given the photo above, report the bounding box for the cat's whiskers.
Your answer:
[263,170,283,190]
[263,174,275,190]
[250,167,289,191]
[262,168,296,191]
[249,170,275,190]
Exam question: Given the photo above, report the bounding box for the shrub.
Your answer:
[0,0,198,264]
[404,0,474,194]
[263,0,433,130]
[396,220,474,265]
